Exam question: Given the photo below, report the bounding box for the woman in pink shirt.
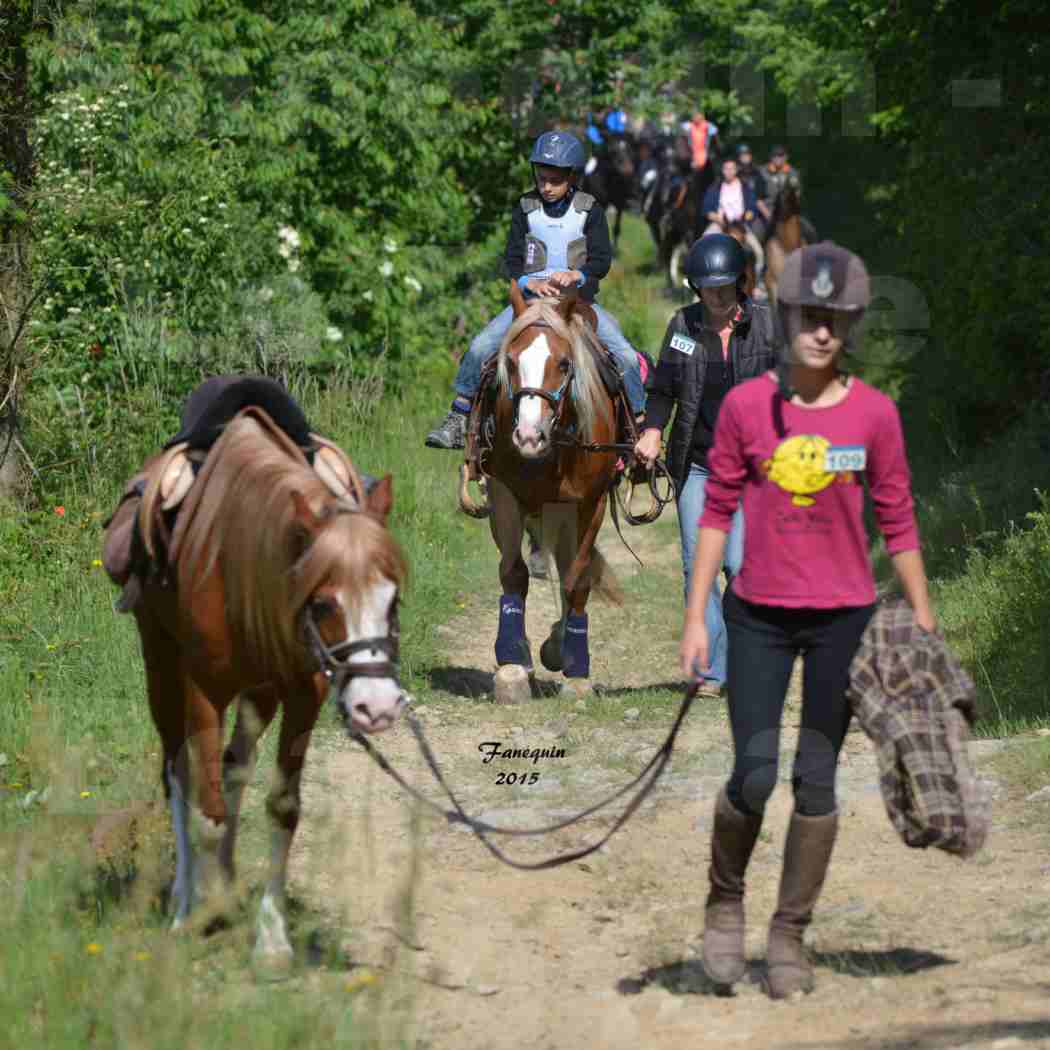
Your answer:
[679,242,936,1000]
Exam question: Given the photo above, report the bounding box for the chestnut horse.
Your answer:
[119,412,405,970]
[462,283,623,696]
[763,172,807,305]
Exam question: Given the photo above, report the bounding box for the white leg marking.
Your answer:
[194,813,226,909]
[255,823,294,960]
[167,760,195,928]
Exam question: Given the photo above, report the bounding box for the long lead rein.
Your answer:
[346,682,699,871]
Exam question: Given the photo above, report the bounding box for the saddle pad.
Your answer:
[164,375,312,453]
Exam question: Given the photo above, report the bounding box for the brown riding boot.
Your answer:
[701,789,763,986]
[766,809,838,999]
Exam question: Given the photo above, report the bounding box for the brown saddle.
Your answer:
[103,406,365,610]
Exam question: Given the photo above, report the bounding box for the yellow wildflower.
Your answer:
[344,969,379,992]
[85,942,102,955]
[80,791,92,799]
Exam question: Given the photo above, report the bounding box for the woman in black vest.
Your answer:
[635,234,779,695]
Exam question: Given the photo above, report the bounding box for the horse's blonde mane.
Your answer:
[495,300,613,441]
[179,415,406,687]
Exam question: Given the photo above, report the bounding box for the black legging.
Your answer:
[723,589,874,818]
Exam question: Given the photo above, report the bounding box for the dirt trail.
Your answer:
[292,513,1050,1050]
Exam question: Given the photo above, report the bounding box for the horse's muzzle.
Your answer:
[512,423,553,459]
[338,682,407,735]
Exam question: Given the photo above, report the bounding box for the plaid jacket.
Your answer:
[847,598,989,858]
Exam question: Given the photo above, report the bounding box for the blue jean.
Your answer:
[678,463,745,686]
[454,302,647,413]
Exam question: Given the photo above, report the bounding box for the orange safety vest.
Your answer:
[689,119,710,170]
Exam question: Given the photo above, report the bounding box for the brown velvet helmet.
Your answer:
[777,241,870,313]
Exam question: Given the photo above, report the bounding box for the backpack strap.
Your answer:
[520,194,542,214]
[572,191,596,213]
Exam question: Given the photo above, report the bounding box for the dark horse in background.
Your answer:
[581,134,635,245]
[763,172,814,305]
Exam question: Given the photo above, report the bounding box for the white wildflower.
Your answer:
[198,217,207,224]
[383,237,398,253]
[278,242,292,259]
[180,226,191,234]
[325,325,343,342]
[287,258,301,273]
[277,225,301,248]
[362,290,374,302]
[378,260,394,278]
[404,275,423,293]
[117,101,128,109]
[258,287,274,302]
[218,202,228,210]
[67,307,81,315]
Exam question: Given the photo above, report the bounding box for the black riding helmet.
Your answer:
[684,234,748,294]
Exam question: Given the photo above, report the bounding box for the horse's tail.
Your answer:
[589,547,624,607]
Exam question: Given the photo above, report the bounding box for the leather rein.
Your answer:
[344,682,699,871]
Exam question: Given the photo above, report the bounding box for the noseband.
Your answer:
[303,612,400,685]
[507,325,575,430]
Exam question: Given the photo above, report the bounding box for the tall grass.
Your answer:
[0,329,490,1047]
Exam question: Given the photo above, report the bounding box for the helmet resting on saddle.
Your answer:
[684,233,748,291]
[529,131,587,173]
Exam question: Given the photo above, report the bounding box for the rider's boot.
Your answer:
[702,788,764,987]
[765,809,838,999]
[425,398,470,450]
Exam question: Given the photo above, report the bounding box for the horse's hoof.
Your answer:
[252,947,294,983]
[493,665,532,705]
[560,678,593,699]
[539,636,564,672]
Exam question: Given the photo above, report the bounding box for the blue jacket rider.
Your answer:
[425,130,646,450]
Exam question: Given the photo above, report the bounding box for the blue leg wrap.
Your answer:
[495,593,531,668]
[562,612,590,678]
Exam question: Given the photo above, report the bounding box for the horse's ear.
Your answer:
[365,474,394,524]
[510,279,527,317]
[291,489,324,533]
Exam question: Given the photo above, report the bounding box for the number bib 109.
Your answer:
[824,445,867,472]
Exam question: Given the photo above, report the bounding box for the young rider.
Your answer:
[634,233,778,697]
[762,145,818,245]
[679,242,935,999]
[425,131,646,449]
[734,143,769,240]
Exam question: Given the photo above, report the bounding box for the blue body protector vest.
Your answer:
[520,191,595,279]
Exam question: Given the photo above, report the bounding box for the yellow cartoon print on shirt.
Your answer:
[762,435,855,506]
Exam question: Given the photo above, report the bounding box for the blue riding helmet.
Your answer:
[529,131,587,173]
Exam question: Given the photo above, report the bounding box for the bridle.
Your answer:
[296,503,401,692]
[507,336,574,434]
[302,609,400,686]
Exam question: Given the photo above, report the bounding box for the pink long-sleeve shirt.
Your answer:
[700,373,920,608]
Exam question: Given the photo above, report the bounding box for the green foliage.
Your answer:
[720,0,1050,449]
[935,493,1050,734]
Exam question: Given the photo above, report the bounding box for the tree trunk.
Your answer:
[1,2,51,503]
